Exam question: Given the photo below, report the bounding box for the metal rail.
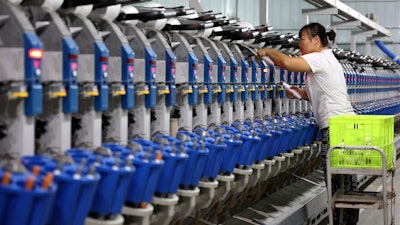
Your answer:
[304,0,391,38]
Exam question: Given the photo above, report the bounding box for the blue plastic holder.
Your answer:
[91,157,133,216]
[152,137,189,195]
[21,155,55,172]
[236,131,259,167]
[21,154,100,225]
[277,116,300,152]
[56,169,100,225]
[176,131,201,142]
[266,129,282,158]
[156,147,188,195]
[132,137,189,195]
[197,128,239,175]
[297,123,310,147]
[102,143,132,159]
[201,136,226,180]
[291,115,310,148]
[179,140,209,188]
[253,129,272,162]
[304,121,316,145]
[251,133,261,161]
[67,148,135,217]
[153,135,181,146]
[219,133,242,174]
[277,126,292,154]
[130,138,159,151]
[218,125,253,166]
[310,124,321,142]
[289,125,302,150]
[0,164,56,225]
[263,118,284,158]
[125,149,164,206]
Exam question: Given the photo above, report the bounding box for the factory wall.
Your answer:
[342,0,400,57]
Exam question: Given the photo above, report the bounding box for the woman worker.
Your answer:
[257,22,358,225]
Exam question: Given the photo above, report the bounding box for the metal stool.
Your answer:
[326,145,396,225]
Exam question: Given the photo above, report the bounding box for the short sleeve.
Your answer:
[301,52,323,74]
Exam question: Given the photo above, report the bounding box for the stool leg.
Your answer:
[327,164,334,225]
[391,171,395,225]
[339,208,344,225]
[382,167,388,225]
[339,175,344,225]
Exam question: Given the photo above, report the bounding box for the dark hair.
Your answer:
[299,23,336,47]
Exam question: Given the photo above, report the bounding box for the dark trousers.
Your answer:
[320,128,359,225]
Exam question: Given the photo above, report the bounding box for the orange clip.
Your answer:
[140,202,147,208]
[32,165,40,176]
[25,176,35,191]
[155,152,163,161]
[42,173,54,190]
[2,172,11,185]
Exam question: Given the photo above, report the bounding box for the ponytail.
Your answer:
[326,29,336,42]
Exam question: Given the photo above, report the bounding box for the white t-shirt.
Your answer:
[301,49,355,129]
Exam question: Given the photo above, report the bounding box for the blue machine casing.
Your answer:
[268,65,276,99]
[203,54,213,105]
[24,33,43,116]
[269,65,275,83]
[286,70,293,85]
[241,59,249,101]
[349,65,356,95]
[300,71,305,86]
[121,44,135,110]
[293,72,299,85]
[230,57,238,102]
[166,49,177,107]
[217,56,226,103]
[260,61,268,100]
[188,52,198,105]
[62,37,79,113]
[279,67,286,99]
[251,59,259,101]
[145,47,157,108]
[94,41,109,111]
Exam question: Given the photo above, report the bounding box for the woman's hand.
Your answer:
[256,48,270,61]
[285,86,304,99]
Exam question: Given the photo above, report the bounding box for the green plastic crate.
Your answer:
[329,115,394,170]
